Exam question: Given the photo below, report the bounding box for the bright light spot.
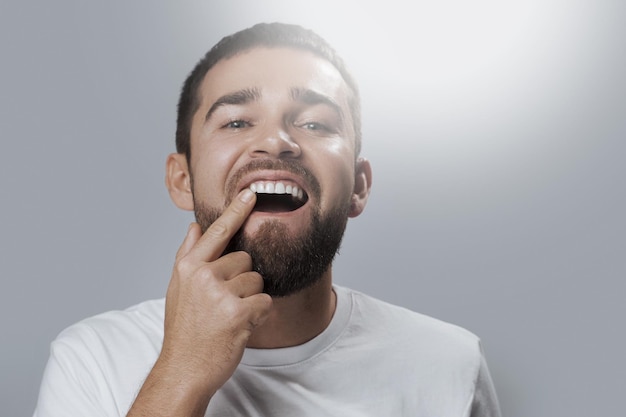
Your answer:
[187,0,616,191]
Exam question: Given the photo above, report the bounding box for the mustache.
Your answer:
[224,159,321,205]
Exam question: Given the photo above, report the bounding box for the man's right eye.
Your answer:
[223,120,249,129]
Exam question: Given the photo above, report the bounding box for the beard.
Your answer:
[192,160,351,297]
[195,203,349,297]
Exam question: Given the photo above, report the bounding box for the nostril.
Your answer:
[249,132,301,158]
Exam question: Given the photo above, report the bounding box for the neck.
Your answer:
[246,270,336,349]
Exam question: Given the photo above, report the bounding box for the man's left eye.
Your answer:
[224,120,249,129]
[301,122,324,131]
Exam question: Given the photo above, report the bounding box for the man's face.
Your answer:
[185,47,363,296]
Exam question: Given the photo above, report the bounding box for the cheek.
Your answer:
[324,138,354,158]
[190,143,242,199]
[310,143,356,204]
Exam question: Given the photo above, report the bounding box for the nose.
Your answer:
[248,126,301,159]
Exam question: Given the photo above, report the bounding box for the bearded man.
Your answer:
[34,22,501,417]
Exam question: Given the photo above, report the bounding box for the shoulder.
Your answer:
[57,298,164,338]
[338,286,483,365]
[333,287,501,416]
[34,299,165,416]
[52,298,165,363]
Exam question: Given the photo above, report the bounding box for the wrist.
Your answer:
[153,350,220,399]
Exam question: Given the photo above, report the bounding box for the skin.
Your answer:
[127,47,372,416]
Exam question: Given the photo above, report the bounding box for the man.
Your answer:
[34,22,501,416]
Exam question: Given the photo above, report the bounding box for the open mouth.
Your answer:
[249,180,308,213]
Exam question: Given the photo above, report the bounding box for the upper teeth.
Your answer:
[249,181,304,200]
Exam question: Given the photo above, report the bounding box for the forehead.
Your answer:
[197,47,350,110]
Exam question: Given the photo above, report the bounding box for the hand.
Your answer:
[158,189,272,398]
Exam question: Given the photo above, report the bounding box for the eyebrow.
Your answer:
[290,87,344,122]
[203,86,344,123]
[204,87,261,122]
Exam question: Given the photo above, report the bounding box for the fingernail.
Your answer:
[240,188,255,203]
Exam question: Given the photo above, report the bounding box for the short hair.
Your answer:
[175,22,361,161]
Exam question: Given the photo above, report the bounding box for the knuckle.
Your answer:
[234,250,253,264]
[174,256,195,276]
[229,200,247,216]
[174,258,220,284]
[223,251,252,270]
[260,293,273,309]
[197,264,220,282]
[247,272,264,288]
[221,298,243,320]
[231,249,248,257]
[206,221,229,239]
[249,296,273,327]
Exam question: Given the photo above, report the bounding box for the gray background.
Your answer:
[1,1,624,416]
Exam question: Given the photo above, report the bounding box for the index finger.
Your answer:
[187,189,256,263]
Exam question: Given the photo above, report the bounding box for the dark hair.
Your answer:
[175,22,361,160]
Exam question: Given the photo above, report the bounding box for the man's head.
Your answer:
[166,23,372,297]
[175,22,362,161]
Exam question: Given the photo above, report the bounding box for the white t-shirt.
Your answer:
[34,286,501,416]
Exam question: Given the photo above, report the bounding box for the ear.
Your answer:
[349,157,372,218]
[165,153,194,211]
